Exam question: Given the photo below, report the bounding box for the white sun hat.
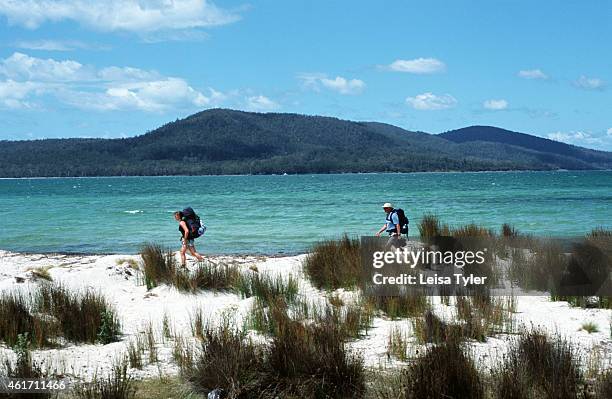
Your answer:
[382,202,393,208]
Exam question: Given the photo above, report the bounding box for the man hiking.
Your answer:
[376,202,408,247]
[174,207,205,267]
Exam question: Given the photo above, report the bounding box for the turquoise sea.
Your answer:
[1,171,611,255]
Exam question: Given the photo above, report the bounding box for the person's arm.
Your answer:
[180,221,189,243]
[376,224,387,237]
[392,213,401,236]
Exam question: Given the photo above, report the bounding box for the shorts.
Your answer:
[184,239,195,247]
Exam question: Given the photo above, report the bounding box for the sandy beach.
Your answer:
[1,249,611,384]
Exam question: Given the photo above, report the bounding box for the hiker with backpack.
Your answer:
[174,207,206,267]
[376,202,409,247]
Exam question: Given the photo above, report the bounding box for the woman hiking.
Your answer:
[174,209,205,267]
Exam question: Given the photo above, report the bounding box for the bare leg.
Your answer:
[188,246,204,262]
[180,244,187,267]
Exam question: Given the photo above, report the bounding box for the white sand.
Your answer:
[1,249,611,381]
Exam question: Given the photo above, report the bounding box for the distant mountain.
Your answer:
[1,109,611,177]
[439,126,612,167]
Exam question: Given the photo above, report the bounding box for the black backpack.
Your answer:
[388,208,409,234]
[182,207,203,239]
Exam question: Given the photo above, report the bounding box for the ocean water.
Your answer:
[1,171,611,255]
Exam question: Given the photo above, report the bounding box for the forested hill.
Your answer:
[1,109,611,177]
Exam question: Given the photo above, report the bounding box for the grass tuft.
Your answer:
[303,235,361,290]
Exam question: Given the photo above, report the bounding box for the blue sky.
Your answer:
[0,0,611,150]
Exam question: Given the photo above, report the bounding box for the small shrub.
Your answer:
[595,370,612,399]
[37,283,121,344]
[581,321,599,334]
[188,263,241,292]
[144,321,158,364]
[172,335,195,376]
[1,284,120,348]
[452,223,494,238]
[238,272,299,305]
[1,333,55,399]
[493,330,582,399]
[98,310,121,344]
[403,341,484,399]
[588,227,612,238]
[268,310,366,398]
[126,337,144,370]
[501,223,518,238]
[28,266,53,281]
[413,310,458,344]
[73,358,136,399]
[368,295,430,319]
[140,243,176,290]
[304,235,361,290]
[186,322,267,398]
[418,213,442,240]
[0,290,55,348]
[387,325,409,361]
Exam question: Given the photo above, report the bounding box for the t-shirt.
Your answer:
[385,210,400,232]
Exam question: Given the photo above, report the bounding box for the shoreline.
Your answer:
[2,169,611,180]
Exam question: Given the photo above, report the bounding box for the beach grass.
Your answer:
[581,321,599,333]
[492,330,583,399]
[402,340,484,399]
[303,235,361,290]
[72,357,136,399]
[0,283,120,348]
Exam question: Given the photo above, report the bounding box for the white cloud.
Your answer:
[0,79,40,108]
[386,58,446,74]
[64,78,211,112]
[607,128,612,137]
[0,52,222,112]
[13,39,107,51]
[483,99,508,110]
[406,92,457,110]
[547,130,604,146]
[518,69,548,80]
[0,52,90,82]
[245,95,279,111]
[319,76,365,95]
[298,73,365,95]
[575,75,605,91]
[0,0,240,32]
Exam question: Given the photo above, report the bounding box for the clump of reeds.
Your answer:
[581,321,599,333]
[403,340,484,399]
[267,308,366,397]
[412,310,461,344]
[418,213,444,240]
[452,223,494,238]
[36,283,121,345]
[386,324,410,361]
[72,357,137,399]
[140,243,243,293]
[492,330,582,399]
[0,283,120,348]
[588,227,612,238]
[303,235,361,290]
[0,290,54,348]
[595,370,612,399]
[27,266,53,281]
[140,243,176,290]
[187,263,241,292]
[368,295,430,320]
[501,223,519,238]
[237,272,299,305]
[184,300,367,398]
[185,322,268,398]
